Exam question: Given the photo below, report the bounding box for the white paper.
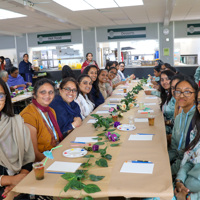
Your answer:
[145,96,158,99]
[119,86,129,88]
[103,104,117,108]
[87,119,97,124]
[115,93,126,96]
[96,110,109,114]
[117,89,123,91]
[144,103,156,106]
[120,162,154,174]
[134,118,148,122]
[138,110,154,113]
[109,98,122,103]
[75,137,98,143]
[132,80,138,82]
[46,161,82,173]
[129,134,153,141]
[145,88,156,91]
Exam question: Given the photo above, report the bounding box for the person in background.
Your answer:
[75,75,94,119]
[169,76,197,176]
[161,63,177,73]
[0,70,10,93]
[152,65,161,81]
[194,66,200,85]
[112,61,125,86]
[155,59,164,69]
[62,65,75,79]
[7,67,32,90]
[160,70,176,136]
[174,88,200,200]
[0,78,34,198]
[4,58,13,74]
[83,65,104,108]
[105,67,117,97]
[19,54,34,83]
[50,77,82,137]
[118,62,135,81]
[0,56,5,71]
[98,69,108,100]
[105,61,115,71]
[81,52,99,73]
[20,78,63,162]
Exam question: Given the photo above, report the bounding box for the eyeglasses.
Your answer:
[63,87,77,93]
[39,90,54,95]
[81,81,92,85]
[0,93,6,101]
[174,90,195,97]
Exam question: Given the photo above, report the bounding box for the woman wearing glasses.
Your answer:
[20,78,63,162]
[50,77,82,137]
[169,76,197,176]
[74,75,94,119]
[0,78,34,198]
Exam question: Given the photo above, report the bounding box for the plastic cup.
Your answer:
[33,162,44,180]
[112,112,118,122]
[128,116,134,125]
[128,79,131,83]
[148,116,155,126]
[123,88,127,93]
[139,102,144,109]
[15,89,18,94]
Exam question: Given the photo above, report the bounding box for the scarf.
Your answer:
[0,113,35,174]
[32,99,63,141]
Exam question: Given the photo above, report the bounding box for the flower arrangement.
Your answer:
[105,131,120,142]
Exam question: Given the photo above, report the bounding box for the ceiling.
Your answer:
[0,0,199,36]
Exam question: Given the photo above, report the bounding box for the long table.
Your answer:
[12,81,173,200]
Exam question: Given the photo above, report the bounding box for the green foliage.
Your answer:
[104,154,112,160]
[110,143,121,147]
[95,159,108,167]
[83,196,93,200]
[89,174,105,182]
[84,155,94,158]
[94,142,105,145]
[83,184,101,193]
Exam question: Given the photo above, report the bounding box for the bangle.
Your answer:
[175,179,184,185]
[71,123,75,129]
[0,175,4,187]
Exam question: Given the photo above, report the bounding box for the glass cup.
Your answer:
[112,112,118,122]
[33,162,44,180]
[15,89,18,94]
[128,79,131,83]
[139,102,144,109]
[123,88,127,93]
[148,115,155,126]
[128,116,134,125]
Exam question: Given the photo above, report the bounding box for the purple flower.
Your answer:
[111,134,118,142]
[92,144,99,152]
[114,121,121,128]
[117,105,120,110]
[105,132,112,140]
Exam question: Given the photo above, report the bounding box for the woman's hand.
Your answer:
[174,187,188,200]
[73,117,82,128]
[176,182,190,193]
[26,82,32,86]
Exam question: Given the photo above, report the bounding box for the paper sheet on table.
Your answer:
[103,104,117,108]
[144,103,156,106]
[46,161,82,173]
[119,86,129,88]
[87,119,97,124]
[75,137,98,143]
[138,110,154,113]
[109,98,122,103]
[115,93,126,96]
[96,110,109,114]
[134,118,148,122]
[132,80,138,82]
[117,89,123,91]
[120,162,154,174]
[129,134,153,141]
[145,89,156,91]
[145,96,158,99]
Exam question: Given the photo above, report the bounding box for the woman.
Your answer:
[161,63,177,73]
[83,65,104,108]
[152,65,161,81]
[0,70,10,93]
[0,57,5,71]
[155,59,164,68]
[118,62,135,81]
[81,52,99,73]
[98,69,108,100]
[50,77,82,137]
[105,61,114,71]
[20,78,63,162]
[160,70,176,135]
[174,88,200,200]
[7,67,32,90]
[62,65,75,79]
[0,78,34,198]
[105,67,117,96]
[75,75,94,119]
[169,76,198,176]
[194,66,200,84]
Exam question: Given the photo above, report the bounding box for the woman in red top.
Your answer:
[81,52,99,73]
[0,56,5,70]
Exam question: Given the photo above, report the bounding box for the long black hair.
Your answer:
[170,74,185,96]
[82,65,100,98]
[0,78,14,117]
[105,61,114,70]
[77,74,93,102]
[154,65,161,72]
[160,70,175,109]
[62,65,75,79]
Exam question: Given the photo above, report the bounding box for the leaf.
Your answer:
[62,198,76,200]
[107,129,116,132]
[96,137,103,141]
[61,173,77,181]
[84,155,94,158]
[83,184,101,193]
[89,174,105,182]
[81,163,92,168]
[95,158,108,167]
[92,137,98,140]
[110,143,121,147]
[97,133,105,136]
[82,196,93,200]
[91,114,100,118]
[70,180,85,190]
[75,170,88,180]
[104,154,112,160]
[94,142,105,145]
[64,182,71,192]
[99,147,107,156]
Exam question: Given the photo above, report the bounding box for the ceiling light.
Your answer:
[115,0,143,7]
[53,0,93,11]
[85,0,118,9]
[0,9,26,20]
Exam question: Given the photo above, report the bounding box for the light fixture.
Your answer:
[114,0,143,7]
[85,0,118,9]
[0,9,26,20]
[53,0,93,11]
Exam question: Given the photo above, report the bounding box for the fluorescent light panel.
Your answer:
[115,0,144,7]
[85,0,118,9]
[0,9,26,20]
